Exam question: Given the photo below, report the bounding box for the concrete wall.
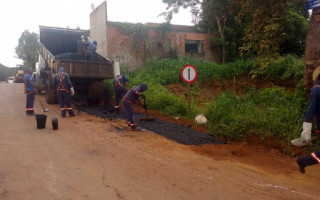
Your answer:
[89,1,108,59]
[169,30,216,61]
[107,24,145,70]
[106,23,217,70]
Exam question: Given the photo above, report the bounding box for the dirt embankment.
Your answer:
[167,76,297,106]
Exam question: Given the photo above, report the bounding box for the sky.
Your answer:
[0,0,193,67]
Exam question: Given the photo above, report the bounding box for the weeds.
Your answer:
[205,82,306,144]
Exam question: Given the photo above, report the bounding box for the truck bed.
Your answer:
[39,26,114,80]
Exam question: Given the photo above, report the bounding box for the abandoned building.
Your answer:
[90,1,217,70]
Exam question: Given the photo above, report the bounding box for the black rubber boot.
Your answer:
[297,158,306,174]
[52,117,58,130]
[109,107,115,113]
[297,152,320,174]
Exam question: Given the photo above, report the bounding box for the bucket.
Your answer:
[35,114,47,129]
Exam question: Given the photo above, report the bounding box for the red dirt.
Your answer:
[2,83,320,200]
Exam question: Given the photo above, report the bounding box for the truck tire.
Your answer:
[46,81,56,104]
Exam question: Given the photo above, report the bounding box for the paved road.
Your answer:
[0,83,319,200]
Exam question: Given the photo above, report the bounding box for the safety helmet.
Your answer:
[139,83,148,92]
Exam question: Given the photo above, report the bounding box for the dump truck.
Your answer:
[35,26,114,105]
[14,70,24,83]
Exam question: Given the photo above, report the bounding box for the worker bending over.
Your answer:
[24,68,36,115]
[110,74,129,113]
[292,66,320,146]
[122,83,148,130]
[53,67,75,118]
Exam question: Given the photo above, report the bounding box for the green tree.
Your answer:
[162,0,308,61]
[237,0,308,59]
[15,30,39,70]
[0,64,17,81]
[162,0,238,63]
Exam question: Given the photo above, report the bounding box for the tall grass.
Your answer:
[205,82,306,143]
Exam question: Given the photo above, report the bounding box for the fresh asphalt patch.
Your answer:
[80,106,225,146]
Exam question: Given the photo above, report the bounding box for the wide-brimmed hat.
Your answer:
[313,66,320,81]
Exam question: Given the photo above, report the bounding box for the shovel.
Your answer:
[35,90,49,112]
[139,96,155,122]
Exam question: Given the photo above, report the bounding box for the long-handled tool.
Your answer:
[139,96,155,122]
[35,90,49,112]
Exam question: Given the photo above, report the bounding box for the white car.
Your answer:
[7,77,14,83]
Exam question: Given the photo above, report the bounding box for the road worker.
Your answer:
[296,150,320,173]
[122,83,148,130]
[110,74,129,113]
[292,66,320,146]
[53,67,75,118]
[81,35,96,61]
[24,68,36,115]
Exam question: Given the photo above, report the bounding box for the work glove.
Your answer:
[141,94,146,99]
[70,87,75,96]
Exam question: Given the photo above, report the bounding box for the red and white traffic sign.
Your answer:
[181,65,198,83]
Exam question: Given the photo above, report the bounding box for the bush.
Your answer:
[142,84,199,118]
[102,79,115,106]
[205,83,306,142]
[132,57,256,86]
[251,55,304,80]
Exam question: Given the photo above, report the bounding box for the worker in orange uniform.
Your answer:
[110,74,129,113]
[53,67,75,118]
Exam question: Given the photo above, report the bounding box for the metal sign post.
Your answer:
[181,65,198,113]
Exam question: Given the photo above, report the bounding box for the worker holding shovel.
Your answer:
[24,68,36,116]
[122,83,148,130]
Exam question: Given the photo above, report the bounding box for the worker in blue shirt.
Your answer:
[110,74,129,113]
[53,67,75,118]
[24,68,36,115]
[292,66,320,146]
[122,83,148,130]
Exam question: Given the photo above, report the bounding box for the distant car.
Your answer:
[7,77,14,83]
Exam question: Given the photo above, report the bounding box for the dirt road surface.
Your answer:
[1,83,320,200]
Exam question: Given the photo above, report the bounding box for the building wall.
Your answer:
[90,1,217,70]
[107,24,145,70]
[106,24,217,70]
[170,31,216,61]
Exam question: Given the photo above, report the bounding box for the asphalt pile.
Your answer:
[55,53,87,61]
[81,106,225,145]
